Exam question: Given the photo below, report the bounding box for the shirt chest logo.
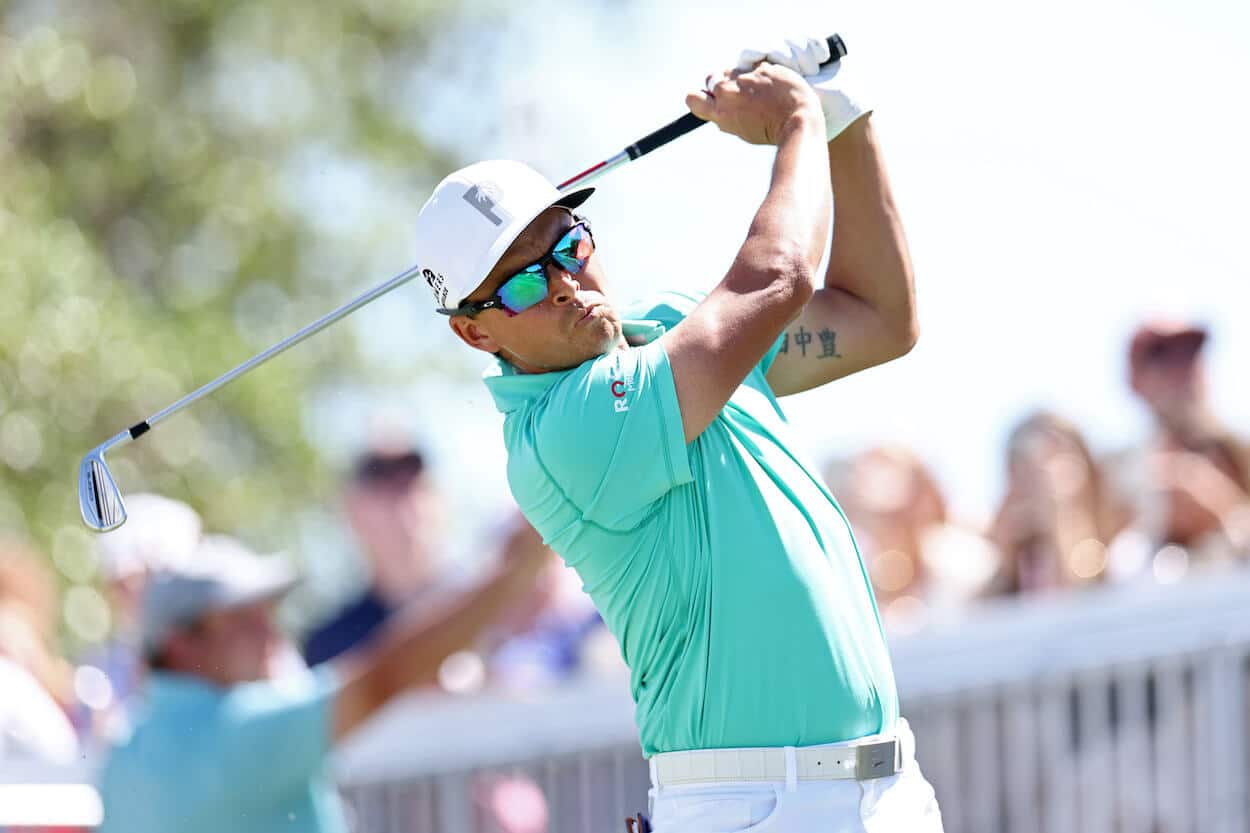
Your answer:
[607,357,634,413]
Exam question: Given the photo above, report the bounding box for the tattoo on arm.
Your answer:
[779,327,841,359]
[817,328,841,358]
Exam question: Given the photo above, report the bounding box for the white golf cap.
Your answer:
[95,493,201,580]
[413,160,594,313]
[141,535,298,656]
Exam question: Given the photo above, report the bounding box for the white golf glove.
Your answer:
[736,36,870,142]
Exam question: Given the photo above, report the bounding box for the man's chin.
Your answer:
[592,318,624,354]
[550,327,622,372]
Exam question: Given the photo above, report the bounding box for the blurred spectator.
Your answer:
[1103,321,1250,581]
[487,553,620,690]
[302,445,441,665]
[987,410,1117,594]
[474,775,550,833]
[0,541,77,765]
[835,447,999,632]
[1125,320,1233,446]
[95,523,548,833]
[0,539,60,648]
[80,493,202,739]
[1105,432,1250,581]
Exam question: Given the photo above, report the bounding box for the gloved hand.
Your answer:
[736,36,870,142]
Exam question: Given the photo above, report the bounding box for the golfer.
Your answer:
[418,35,942,831]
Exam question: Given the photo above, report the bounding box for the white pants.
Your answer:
[647,721,944,833]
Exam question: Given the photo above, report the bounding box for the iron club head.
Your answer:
[79,443,128,532]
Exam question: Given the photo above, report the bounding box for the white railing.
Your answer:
[7,567,1249,832]
[334,566,1250,833]
[0,762,102,830]
[890,568,1250,833]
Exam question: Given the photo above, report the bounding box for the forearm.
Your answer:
[331,554,540,738]
[824,117,917,341]
[735,109,832,288]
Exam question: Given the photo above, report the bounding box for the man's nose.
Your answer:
[547,266,581,306]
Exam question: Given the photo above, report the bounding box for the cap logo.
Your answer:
[423,267,449,307]
[464,182,511,227]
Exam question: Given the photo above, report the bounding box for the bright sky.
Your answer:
[310,0,1249,559]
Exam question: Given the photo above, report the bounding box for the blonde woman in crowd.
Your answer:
[834,446,999,633]
[987,411,1118,594]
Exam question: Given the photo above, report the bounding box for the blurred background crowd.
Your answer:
[3,313,1247,829]
[2,0,1246,830]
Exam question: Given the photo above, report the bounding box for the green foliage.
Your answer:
[0,0,481,645]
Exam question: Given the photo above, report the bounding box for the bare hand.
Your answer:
[685,63,823,146]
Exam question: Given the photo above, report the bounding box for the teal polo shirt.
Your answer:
[485,291,899,757]
[96,669,346,833]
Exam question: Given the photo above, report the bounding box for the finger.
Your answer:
[685,90,715,121]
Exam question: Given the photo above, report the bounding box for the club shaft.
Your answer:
[557,150,630,193]
[137,263,424,434]
[559,33,847,194]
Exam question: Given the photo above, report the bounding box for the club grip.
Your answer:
[627,113,704,160]
[626,34,847,161]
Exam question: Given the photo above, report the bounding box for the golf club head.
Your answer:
[79,449,127,532]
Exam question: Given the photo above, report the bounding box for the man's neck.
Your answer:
[500,339,628,375]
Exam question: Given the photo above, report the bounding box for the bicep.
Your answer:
[764,287,915,397]
[665,278,809,441]
[329,658,381,742]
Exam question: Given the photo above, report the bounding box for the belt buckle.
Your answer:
[854,740,898,781]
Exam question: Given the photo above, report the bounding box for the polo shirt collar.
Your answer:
[482,358,569,414]
[482,318,666,415]
[147,671,226,706]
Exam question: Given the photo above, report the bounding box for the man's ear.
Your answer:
[449,316,501,355]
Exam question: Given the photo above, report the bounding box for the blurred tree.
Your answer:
[0,0,487,650]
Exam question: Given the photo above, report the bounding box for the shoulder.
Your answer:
[226,667,337,715]
[511,345,673,476]
[530,350,634,414]
[538,343,673,426]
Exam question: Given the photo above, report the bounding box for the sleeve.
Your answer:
[632,289,786,377]
[533,340,693,528]
[217,666,340,795]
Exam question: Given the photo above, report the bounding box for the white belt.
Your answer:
[650,735,903,787]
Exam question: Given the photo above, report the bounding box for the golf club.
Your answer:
[557,34,846,192]
[78,262,424,531]
[79,33,848,532]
